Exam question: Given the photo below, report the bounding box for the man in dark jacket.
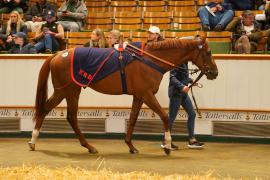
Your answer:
[198,0,234,31]
[233,10,263,53]
[25,0,56,32]
[8,32,37,54]
[0,0,28,13]
[165,63,204,150]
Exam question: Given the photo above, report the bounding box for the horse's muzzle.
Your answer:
[206,70,218,80]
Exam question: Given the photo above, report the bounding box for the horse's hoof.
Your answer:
[129,149,139,154]
[28,142,35,151]
[164,148,171,155]
[88,148,98,154]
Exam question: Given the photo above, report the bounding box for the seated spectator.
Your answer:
[34,10,64,53]
[0,0,28,13]
[8,32,37,54]
[57,0,88,32]
[233,11,263,53]
[224,0,255,10]
[0,11,27,50]
[84,28,107,48]
[24,0,56,32]
[198,0,234,31]
[106,30,121,47]
[147,26,164,43]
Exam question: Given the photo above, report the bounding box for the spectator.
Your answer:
[146,26,164,43]
[24,0,56,32]
[224,0,255,10]
[34,10,64,53]
[84,28,107,48]
[198,0,234,31]
[233,10,263,53]
[57,0,88,32]
[8,32,37,54]
[0,11,27,50]
[0,0,28,13]
[106,30,121,47]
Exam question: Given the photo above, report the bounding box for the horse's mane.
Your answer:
[146,39,199,50]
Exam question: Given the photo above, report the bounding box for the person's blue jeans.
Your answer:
[198,6,234,29]
[169,94,196,139]
[35,34,59,52]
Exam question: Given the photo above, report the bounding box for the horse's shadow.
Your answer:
[35,149,187,161]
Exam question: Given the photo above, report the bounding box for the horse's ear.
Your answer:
[201,35,207,42]
[194,35,203,49]
[204,38,210,51]
[195,35,209,50]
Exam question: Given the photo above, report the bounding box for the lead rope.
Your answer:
[190,86,202,118]
[188,71,204,118]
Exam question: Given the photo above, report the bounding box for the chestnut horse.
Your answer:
[28,38,218,155]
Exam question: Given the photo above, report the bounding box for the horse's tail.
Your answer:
[33,54,57,122]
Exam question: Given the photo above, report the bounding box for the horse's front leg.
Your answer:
[142,92,171,155]
[125,95,143,154]
[65,87,98,154]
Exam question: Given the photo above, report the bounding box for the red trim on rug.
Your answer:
[70,48,116,87]
[70,48,88,87]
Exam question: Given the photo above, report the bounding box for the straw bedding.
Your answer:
[0,165,248,180]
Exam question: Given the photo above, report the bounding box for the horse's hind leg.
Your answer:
[125,95,143,154]
[142,92,172,155]
[65,87,98,154]
[29,91,64,151]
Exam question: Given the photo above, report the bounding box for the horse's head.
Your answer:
[190,37,218,80]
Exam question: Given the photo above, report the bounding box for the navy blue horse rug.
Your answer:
[70,45,140,87]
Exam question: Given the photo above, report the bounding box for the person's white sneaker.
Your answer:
[187,141,204,149]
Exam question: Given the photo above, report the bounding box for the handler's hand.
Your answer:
[182,86,189,93]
